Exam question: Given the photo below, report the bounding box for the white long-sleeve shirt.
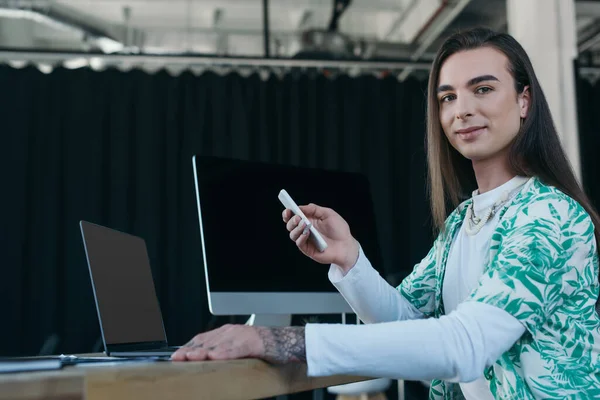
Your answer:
[305,176,529,399]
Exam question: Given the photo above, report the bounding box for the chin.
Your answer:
[459,150,499,163]
[453,145,487,161]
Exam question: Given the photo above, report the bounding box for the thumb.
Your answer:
[299,203,327,220]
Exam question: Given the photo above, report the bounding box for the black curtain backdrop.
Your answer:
[3,63,598,361]
[0,65,434,358]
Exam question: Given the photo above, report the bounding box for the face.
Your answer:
[436,46,530,162]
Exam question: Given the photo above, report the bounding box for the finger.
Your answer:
[183,347,209,361]
[172,338,204,361]
[295,225,310,248]
[282,209,293,223]
[286,215,301,232]
[171,342,205,361]
[170,348,187,361]
[289,220,309,242]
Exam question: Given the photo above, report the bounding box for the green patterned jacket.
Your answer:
[399,177,600,399]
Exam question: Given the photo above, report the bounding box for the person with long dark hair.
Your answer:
[172,27,600,399]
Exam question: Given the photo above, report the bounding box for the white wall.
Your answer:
[507,0,581,183]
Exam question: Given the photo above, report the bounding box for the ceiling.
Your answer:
[0,0,598,70]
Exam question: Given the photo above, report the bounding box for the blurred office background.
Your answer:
[1,0,599,398]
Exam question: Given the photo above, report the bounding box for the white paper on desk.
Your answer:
[73,358,164,368]
[0,359,62,373]
[63,356,120,361]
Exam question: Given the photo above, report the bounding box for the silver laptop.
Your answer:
[79,221,180,357]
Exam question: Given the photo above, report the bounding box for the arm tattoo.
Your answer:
[256,327,306,364]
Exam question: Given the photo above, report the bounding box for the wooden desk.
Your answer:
[0,357,369,400]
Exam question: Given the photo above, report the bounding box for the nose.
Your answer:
[455,96,474,120]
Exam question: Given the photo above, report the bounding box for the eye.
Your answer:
[439,94,456,103]
[475,86,492,94]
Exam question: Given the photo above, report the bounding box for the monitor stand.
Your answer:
[245,314,292,327]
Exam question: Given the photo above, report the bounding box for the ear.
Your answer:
[518,85,530,119]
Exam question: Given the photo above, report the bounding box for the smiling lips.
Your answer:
[455,126,486,140]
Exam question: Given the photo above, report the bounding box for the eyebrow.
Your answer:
[436,74,500,93]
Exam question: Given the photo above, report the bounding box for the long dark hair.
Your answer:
[426,27,600,261]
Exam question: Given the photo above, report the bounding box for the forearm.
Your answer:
[304,301,525,382]
[256,326,306,363]
[330,245,424,324]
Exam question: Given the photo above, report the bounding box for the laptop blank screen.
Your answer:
[81,222,166,345]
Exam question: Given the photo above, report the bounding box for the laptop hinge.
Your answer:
[106,341,169,353]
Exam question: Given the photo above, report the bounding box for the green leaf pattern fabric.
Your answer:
[399,177,600,399]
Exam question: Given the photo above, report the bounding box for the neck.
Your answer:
[472,152,515,194]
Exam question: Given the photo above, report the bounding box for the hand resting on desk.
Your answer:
[170,324,306,364]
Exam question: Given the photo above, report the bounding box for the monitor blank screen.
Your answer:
[193,156,384,293]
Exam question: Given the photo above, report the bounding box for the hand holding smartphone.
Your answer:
[278,189,328,252]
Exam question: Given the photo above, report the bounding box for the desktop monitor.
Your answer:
[192,155,384,321]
